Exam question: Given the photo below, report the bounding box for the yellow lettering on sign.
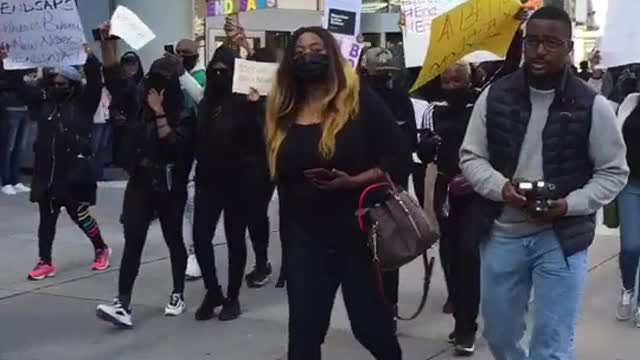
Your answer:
[248,0,257,11]
[411,0,522,92]
[224,0,234,14]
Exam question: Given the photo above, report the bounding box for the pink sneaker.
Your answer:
[28,260,56,280]
[92,247,112,271]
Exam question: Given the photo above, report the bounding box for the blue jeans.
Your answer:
[481,229,588,360]
[618,180,640,293]
[93,123,112,181]
[1,110,29,186]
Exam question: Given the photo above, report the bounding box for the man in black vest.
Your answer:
[459,7,628,359]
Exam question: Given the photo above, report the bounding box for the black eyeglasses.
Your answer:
[523,36,571,51]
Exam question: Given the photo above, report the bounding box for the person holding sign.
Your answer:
[459,7,628,359]
[96,24,196,328]
[0,44,111,281]
[191,46,266,322]
[265,26,409,360]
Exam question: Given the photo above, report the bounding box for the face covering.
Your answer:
[50,87,72,102]
[182,55,199,72]
[443,88,469,105]
[294,54,330,82]
[207,69,232,96]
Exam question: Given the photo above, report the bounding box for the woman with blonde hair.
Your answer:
[266,26,410,360]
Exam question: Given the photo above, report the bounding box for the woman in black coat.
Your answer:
[6,49,111,281]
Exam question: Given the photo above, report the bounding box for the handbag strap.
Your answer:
[357,182,391,232]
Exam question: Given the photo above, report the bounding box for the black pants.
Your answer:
[118,176,188,299]
[193,182,261,300]
[434,175,454,300]
[38,198,106,263]
[412,162,427,207]
[247,181,275,269]
[284,221,402,360]
[443,192,480,337]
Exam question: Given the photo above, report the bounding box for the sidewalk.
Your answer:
[0,187,635,360]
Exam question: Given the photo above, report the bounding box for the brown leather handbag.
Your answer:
[356,170,439,320]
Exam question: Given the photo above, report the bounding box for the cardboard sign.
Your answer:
[334,33,364,69]
[324,0,361,37]
[207,0,277,17]
[411,0,521,92]
[599,0,640,68]
[232,58,278,96]
[0,0,87,70]
[110,6,155,50]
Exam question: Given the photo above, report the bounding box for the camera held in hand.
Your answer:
[516,180,557,218]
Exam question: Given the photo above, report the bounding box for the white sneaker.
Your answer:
[96,298,133,329]
[1,185,17,195]
[634,308,640,328]
[13,183,31,193]
[164,293,186,316]
[617,288,634,321]
[185,254,202,280]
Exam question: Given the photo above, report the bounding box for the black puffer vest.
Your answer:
[476,67,597,256]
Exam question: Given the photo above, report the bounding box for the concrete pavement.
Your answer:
[0,186,636,360]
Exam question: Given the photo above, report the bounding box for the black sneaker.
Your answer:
[448,330,457,344]
[218,298,241,321]
[245,263,272,288]
[454,334,475,357]
[195,287,224,321]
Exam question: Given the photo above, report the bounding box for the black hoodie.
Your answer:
[196,46,262,184]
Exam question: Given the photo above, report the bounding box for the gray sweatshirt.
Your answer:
[459,86,629,238]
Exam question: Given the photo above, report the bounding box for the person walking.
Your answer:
[266,26,410,360]
[95,23,195,328]
[0,44,111,280]
[93,86,112,181]
[191,46,266,322]
[459,7,628,359]
[418,62,480,355]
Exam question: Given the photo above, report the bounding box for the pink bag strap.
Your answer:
[357,182,392,232]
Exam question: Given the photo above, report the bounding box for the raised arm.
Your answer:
[80,50,103,115]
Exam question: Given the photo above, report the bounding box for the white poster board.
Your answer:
[0,0,87,70]
[599,0,640,68]
[110,6,155,51]
[323,0,364,69]
[401,0,502,68]
[232,59,279,96]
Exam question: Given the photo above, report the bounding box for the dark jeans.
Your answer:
[38,198,106,263]
[284,221,402,360]
[118,175,188,298]
[412,162,426,207]
[93,123,112,181]
[193,182,258,300]
[434,175,454,300]
[247,180,275,269]
[1,110,29,185]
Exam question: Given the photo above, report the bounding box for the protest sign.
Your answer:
[207,0,277,17]
[410,0,521,92]
[110,5,155,50]
[0,0,87,70]
[323,0,362,68]
[599,0,640,68]
[232,58,278,96]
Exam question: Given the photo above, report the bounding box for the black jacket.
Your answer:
[104,63,195,192]
[14,55,102,204]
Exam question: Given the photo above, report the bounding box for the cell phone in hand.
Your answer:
[92,28,120,41]
[164,45,175,54]
[304,168,337,182]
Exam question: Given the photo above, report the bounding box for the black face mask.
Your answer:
[182,55,199,72]
[368,74,394,90]
[50,87,72,102]
[294,54,330,82]
[443,88,469,105]
[207,69,233,97]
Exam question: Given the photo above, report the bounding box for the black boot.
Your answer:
[195,287,224,321]
[218,298,241,321]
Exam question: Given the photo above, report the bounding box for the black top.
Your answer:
[276,85,412,243]
[624,105,640,181]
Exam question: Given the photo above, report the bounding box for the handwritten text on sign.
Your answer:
[232,58,279,96]
[401,0,438,34]
[334,33,364,69]
[0,0,87,70]
[410,0,521,92]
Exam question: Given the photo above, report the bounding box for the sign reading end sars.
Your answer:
[0,0,87,70]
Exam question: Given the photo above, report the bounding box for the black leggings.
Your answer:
[118,176,188,301]
[193,182,262,300]
[247,181,275,269]
[284,221,402,360]
[38,198,106,263]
